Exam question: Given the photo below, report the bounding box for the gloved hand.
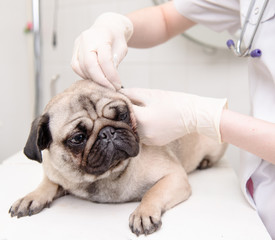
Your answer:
[120,88,227,145]
[71,12,133,90]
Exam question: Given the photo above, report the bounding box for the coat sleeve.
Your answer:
[173,0,241,34]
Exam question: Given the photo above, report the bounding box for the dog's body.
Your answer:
[10,80,226,235]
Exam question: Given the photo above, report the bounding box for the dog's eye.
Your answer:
[68,133,87,145]
[118,112,128,121]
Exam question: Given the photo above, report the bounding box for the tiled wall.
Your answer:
[0,0,33,161]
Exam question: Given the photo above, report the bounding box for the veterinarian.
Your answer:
[71,0,275,238]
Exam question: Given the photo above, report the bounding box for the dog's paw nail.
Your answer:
[45,201,51,208]
[9,207,14,216]
[144,229,150,235]
[28,210,34,216]
[134,229,141,236]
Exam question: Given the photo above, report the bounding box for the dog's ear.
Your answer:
[24,114,52,163]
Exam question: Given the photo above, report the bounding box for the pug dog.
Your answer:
[9,80,226,236]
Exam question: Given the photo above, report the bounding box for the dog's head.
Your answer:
[24,80,139,176]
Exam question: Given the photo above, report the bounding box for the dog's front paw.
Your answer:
[129,204,162,236]
[9,193,52,218]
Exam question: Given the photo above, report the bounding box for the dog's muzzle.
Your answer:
[84,126,139,175]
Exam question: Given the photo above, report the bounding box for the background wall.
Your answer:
[0,0,250,169]
[0,0,34,161]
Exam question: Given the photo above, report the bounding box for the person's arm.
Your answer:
[127,1,196,48]
[220,109,275,163]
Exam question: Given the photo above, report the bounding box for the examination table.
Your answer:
[0,151,271,240]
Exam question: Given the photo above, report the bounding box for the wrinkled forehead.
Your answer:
[46,91,130,133]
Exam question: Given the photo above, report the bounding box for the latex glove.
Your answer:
[71,12,133,90]
[120,88,227,145]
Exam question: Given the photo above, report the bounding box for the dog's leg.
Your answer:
[129,168,191,236]
[9,175,66,218]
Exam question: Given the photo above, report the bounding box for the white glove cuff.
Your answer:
[196,97,228,143]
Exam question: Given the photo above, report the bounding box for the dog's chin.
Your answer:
[83,149,131,176]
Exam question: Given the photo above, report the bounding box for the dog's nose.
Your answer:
[98,126,116,141]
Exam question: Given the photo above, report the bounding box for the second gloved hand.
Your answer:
[71,12,133,90]
[120,88,227,145]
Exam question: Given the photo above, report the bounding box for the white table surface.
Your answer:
[0,151,271,240]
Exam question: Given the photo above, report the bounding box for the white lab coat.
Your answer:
[174,0,275,238]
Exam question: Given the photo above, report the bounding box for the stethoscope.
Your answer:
[227,0,269,58]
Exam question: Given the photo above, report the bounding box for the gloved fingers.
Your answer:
[131,104,145,117]
[97,44,121,90]
[78,46,116,90]
[96,38,129,90]
[120,88,152,106]
[130,104,165,145]
[71,59,86,79]
[71,30,116,90]
[130,104,146,140]
[112,39,128,67]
